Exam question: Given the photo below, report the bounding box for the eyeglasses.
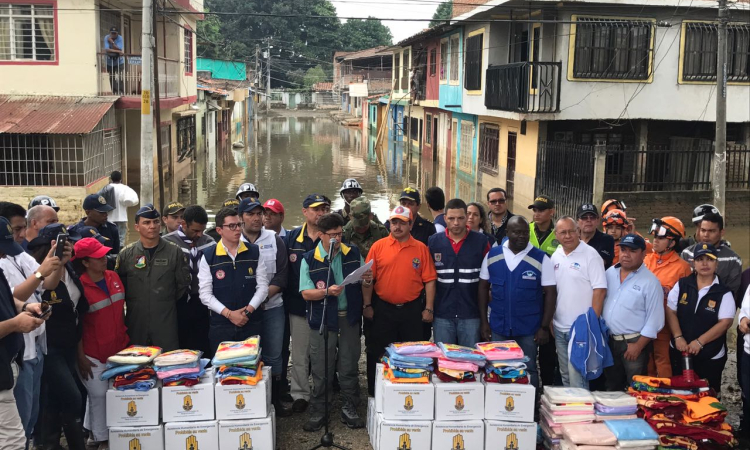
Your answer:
[488,199,506,205]
[325,232,343,239]
[220,223,242,231]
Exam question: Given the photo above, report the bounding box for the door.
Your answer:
[506,131,518,199]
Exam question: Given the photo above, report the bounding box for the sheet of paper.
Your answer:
[340,260,373,287]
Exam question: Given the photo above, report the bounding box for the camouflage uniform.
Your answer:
[342,197,388,259]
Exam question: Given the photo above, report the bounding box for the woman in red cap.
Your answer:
[72,237,129,450]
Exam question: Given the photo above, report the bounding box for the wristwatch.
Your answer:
[425,308,434,314]
[34,271,44,282]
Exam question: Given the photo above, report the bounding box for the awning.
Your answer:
[0,95,117,134]
[207,100,222,111]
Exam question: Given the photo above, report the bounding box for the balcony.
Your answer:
[97,53,180,98]
[485,62,561,113]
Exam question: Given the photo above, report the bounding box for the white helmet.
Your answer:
[235,183,260,200]
[339,178,363,195]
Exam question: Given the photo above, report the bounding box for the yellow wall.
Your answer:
[3,180,110,225]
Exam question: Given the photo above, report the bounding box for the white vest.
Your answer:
[245,229,283,309]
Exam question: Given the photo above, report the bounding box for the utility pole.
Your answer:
[254,45,260,128]
[152,0,165,213]
[712,0,728,213]
[266,39,271,115]
[139,0,155,205]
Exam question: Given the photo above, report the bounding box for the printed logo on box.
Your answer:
[505,432,518,450]
[236,393,246,410]
[404,395,414,411]
[129,437,141,450]
[454,395,464,411]
[239,432,253,450]
[182,395,194,411]
[452,433,465,450]
[505,396,514,412]
[398,432,411,450]
[186,434,199,450]
[127,401,137,417]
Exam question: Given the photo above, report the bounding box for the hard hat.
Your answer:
[692,204,721,225]
[650,216,686,240]
[600,199,626,216]
[339,178,363,195]
[602,209,628,228]
[28,195,60,212]
[235,183,260,200]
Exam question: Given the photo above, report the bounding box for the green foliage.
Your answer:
[429,1,453,28]
[339,18,393,52]
[303,65,327,88]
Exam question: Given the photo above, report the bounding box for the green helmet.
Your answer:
[350,197,371,228]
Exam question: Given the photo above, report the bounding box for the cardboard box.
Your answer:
[375,414,432,450]
[218,415,274,450]
[106,388,160,427]
[374,363,384,413]
[484,382,535,422]
[215,368,270,420]
[433,420,485,450]
[109,425,164,450]
[367,397,375,434]
[372,412,382,450]
[381,379,435,420]
[162,380,215,422]
[433,376,485,421]
[484,420,537,450]
[164,420,218,450]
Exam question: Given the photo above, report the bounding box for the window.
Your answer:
[401,49,410,91]
[478,123,499,174]
[506,131,517,198]
[682,22,749,82]
[571,17,653,80]
[439,39,447,81]
[459,121,474,172]
[425,114,433,145]
[464,32,484,91]
[429,48,437,76]
[177,116,196,160]
[450,35,459,82]
[0,3,55,61]
[184,28,193,75]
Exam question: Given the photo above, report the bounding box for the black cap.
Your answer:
[135,204,160,220]
[238,198,264,214]
[222,198,240,210]
[302,194,330,209]
[693,242,718,260]
[528,195,555,210]
[109,27,118,33]
[28,224,81,250]
[399,187,421,204]
[0,217,23,256]
[83,194,114,213]
[576,203,599,219]
[77,226,110,245]
[163,202,185,216]
[619,233,646,250]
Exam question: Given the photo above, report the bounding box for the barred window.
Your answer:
[401,49,410,91]
[177,116,196,160]
[184,29,193,74]
[459,121,474,172]
[430,48,437,76]
[426,114,433,145]
[572,17,653,80]
[464,33,483,90]
[440,40,447,80]
[0,3,55,61]
[682,22,749,82]
[478,123,499,174]
[450,34,459,82]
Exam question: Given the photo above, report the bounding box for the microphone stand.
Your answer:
[310,238,349,450]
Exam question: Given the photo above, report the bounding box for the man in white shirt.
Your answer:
[99,170,139,245]
[550,216,607,388]
[23,205,58,251]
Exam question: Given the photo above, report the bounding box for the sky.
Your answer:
[332,0,441,44]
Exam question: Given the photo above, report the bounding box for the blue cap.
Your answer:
[27,224,81,250]
[135,204,160,220]
[0,217,23,257]
[302,194,330,209]
[619,233,646,250]
[693,242,718,260]
[82,194,114,213]
[399,187,421,205]
[238,198,264,214]
[77,226,110,245]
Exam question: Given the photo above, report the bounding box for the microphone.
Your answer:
[328,238,337,258]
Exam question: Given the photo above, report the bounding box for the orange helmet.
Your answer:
[649,216,685,240]
[602,209,628,228]
[601,199,627,216]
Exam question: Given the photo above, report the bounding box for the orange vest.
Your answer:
[644,250,693,302]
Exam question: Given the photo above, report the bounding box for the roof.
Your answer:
[196,58,247,81]
[395,23,455,47]
[312,82,333,91]
[0,96,116,135]
[198,77,252,95]
[341,46,392,62]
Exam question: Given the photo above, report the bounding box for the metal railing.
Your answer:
[485,62,561,113]
[727,144,750,189]
[535,141,594,218]
[98,53,180,97]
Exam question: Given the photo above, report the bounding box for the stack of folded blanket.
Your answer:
[475,341,529,384]
[627,375,737,449]
[382,341,437,383]
[603,419,659,450]
[592,392,638,421]
[213,336,264,386]
[540,387,596,449]
[560,422,617,450]
[154,349,209,386]
[435,342,486,383]
[101,345,162,391]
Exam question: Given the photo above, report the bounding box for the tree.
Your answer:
[303,65,327,89]
[429,1,453,28]
[338,18,393,52]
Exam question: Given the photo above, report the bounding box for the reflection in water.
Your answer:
[176,113,748,266]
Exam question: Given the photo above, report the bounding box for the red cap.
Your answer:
[263,199,285,214]
[73,237,111,260]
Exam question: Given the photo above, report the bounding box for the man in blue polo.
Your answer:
[428,198,489,346]
[478,215,557,389]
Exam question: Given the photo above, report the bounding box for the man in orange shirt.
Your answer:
[362,205,437,391]
[644,216,692,377]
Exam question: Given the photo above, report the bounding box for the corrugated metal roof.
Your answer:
[312,82,333,91]
[0,96,117,135]
[341,46,392,61]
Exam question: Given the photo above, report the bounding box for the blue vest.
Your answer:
[302,243,363,332]
[203,240,260,325]
[486,245,546,336]
[428,230,486,320]
[284,224,319,317]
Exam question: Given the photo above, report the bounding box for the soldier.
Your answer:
[116,205,190,351]
[162,202,185,234]
[334,178,363,226]
[69,194,121,254]
[236,183,260,202]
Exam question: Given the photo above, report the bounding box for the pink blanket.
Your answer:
[156,366,201,379]
[476,341,525,360]
[437,357,479,372]
[561,423,617,446]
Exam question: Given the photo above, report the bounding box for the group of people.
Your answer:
[0,170,749,450]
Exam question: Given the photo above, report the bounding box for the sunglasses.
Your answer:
[488,199,506,205]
